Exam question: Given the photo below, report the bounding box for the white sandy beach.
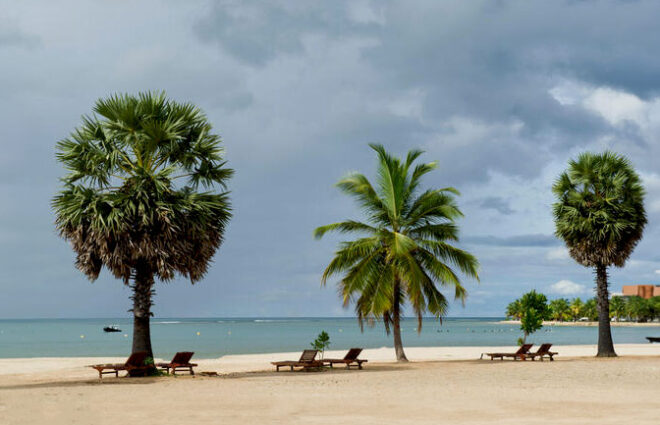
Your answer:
[2,343,660,377]
[1,344,659,424]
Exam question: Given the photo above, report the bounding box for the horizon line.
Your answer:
[0,315,506,320]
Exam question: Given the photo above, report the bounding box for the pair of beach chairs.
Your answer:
[90,351,198,378]
[271,348,367,371]
[481,343,557,361]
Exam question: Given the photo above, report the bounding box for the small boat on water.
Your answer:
[103,325,122,333]
[646,336,660,343]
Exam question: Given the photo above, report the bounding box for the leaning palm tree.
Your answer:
[315,144,479,361]
[53,92,232,358]
[553,151,646,357]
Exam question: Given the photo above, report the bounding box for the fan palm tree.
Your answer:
[553,151,646,357]
[53,92,233,358]
[314,144,479,361]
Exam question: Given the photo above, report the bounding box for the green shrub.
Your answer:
[311,331,331,359]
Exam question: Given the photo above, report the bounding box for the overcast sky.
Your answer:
[1,0,660,319]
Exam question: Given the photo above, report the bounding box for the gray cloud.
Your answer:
[479,197,515,215]
[196,0,660,184]
[0,20,40,49]
[463,234,559,247]
[0,0,659,319]
[195,0,374,66]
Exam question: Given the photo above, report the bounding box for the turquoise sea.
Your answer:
[0,317,658,359]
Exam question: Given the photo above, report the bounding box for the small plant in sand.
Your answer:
[311,331,331,359]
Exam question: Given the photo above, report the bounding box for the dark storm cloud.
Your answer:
[196,0,660,185]
[1,0,660,319]
[195,0,376,66]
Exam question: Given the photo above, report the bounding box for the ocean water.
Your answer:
[0,317,658,359]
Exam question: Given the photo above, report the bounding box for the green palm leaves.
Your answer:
[553,151,646,268]
[315,144,479,338]
[53,92,233,285]
[553,151,646,357]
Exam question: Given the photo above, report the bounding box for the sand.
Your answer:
[1,344,659,424]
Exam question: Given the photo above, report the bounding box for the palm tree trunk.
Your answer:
[131,260,154,359]
[392,281,408,362]
[595,264,616,357]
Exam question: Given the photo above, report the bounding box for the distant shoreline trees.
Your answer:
[506,294,660,323]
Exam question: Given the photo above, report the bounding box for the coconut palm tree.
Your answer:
[314,144,479,361]
[549,298,571,321]
[53,92,233,358]
[506,299,523,320]
[648,296,660,320]
[626,296,652,322]
[581,298,598,321]
[553,151,646,357]
[609,296,627,322]
[569,297,584,321]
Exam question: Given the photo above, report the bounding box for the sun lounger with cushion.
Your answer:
[89,351,150,379]
[323,348,368,369]
[157,351,198,375]
[524,343,558,361]
[271,349,324,371]
[481,344,533,361]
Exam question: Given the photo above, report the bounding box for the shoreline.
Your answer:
[498,320,660,327]
[1,343,659,378]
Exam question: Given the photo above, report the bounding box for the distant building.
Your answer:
[621,285,660,299]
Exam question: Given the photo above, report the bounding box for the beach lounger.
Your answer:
[481,344,533,361]
[89,351,149,379]
[157,351,198,375]
[524,343,558,361]
[525,344,557,361]
[323,348,368,369]
[271,349,324,371]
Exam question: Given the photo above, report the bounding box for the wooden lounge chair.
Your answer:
[481,344,533,361]
[524,343,558,361]
[271,349,324,371]
[157,351,198,375]
[89,351,149,379]
[323,348,368,369]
